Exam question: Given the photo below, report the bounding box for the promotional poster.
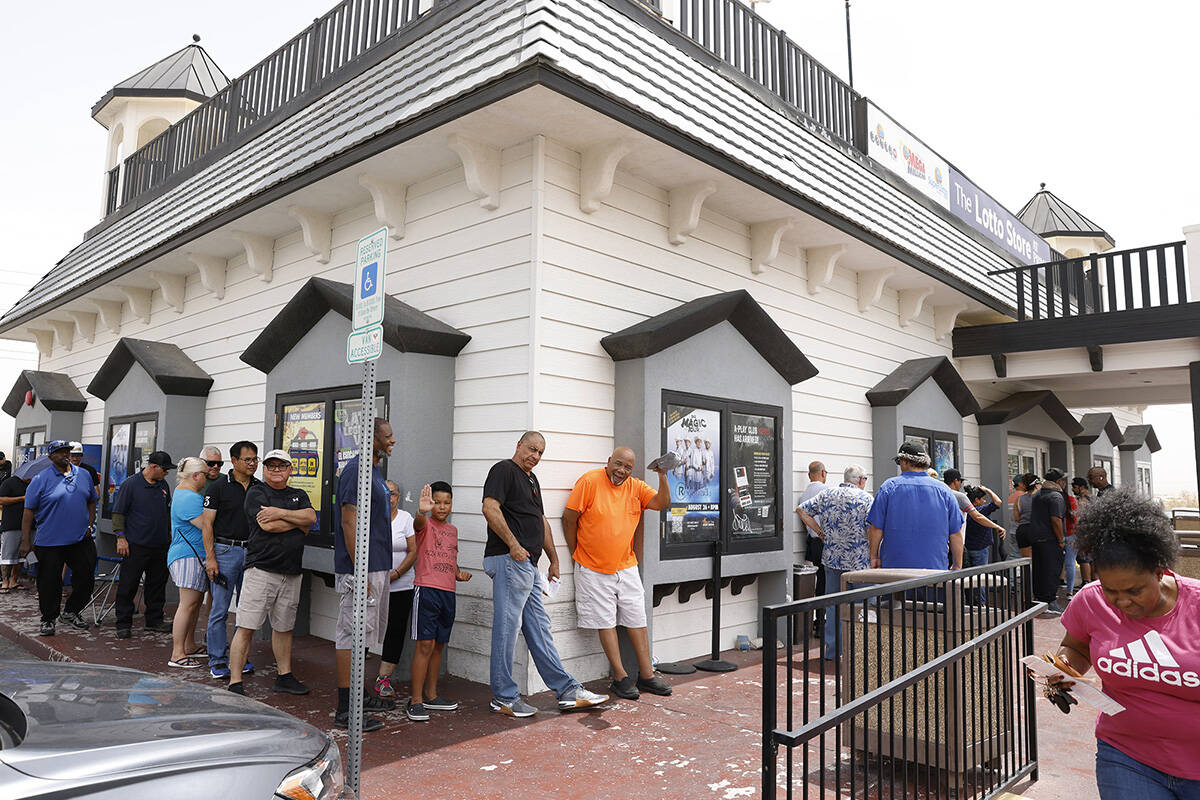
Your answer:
[282,401,324,517]
[664,405,720,544]
[729,412,776,538]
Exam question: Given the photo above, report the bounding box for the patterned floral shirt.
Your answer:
[799,483,873,571]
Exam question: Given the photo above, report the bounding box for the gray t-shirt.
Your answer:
[950,489,971,513]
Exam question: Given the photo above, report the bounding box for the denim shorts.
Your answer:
[1096,738,1200,799]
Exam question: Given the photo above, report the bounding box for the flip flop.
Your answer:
[0,588,10,595]
[187,645,208,658]
[167,656,205,669]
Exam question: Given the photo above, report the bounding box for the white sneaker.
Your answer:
[558,687,609,711]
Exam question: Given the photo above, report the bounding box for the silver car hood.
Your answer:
[0,661,326,780]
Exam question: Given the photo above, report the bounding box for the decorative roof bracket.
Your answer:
[120,286,153,324]
[286,207,332,265]
[668,181,716,245]
[447,134,500,211]
[359,174,407,240]
[48,320,75,352]
[188,254,228,300]
[150,271,186,314]
[68,311,97,344]
[857,267,894,312]
[749,218,794,274]
[805,244,846,294]
[27,328,54,356]
[91,299,123,334]
[897,287,933,327]
[579,139,632,214]
[934,302,968,341]
[231,231,276,282]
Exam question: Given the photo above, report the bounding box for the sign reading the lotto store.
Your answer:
[948,169,1050,265]
[866,104,950,209]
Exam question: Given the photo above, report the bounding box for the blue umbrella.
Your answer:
[15,455,52,481]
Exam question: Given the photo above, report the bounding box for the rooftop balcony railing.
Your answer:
[987,242,1189,321]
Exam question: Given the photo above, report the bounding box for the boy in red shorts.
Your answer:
[406,481,471,721]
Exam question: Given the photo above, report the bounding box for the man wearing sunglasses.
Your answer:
[200,446,225,491]
[199,441,261,680]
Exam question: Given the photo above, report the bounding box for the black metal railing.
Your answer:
[762,562,1040,800]
[110,0,440,215]
[675,0,858,146]
[987,241,1189,321]
[104,165,121,216]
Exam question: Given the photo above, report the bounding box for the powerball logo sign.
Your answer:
[1096,630,1199,687]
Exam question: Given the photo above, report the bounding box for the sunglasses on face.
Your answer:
[205,460,224,468]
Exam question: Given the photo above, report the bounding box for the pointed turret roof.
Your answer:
[92,40,230,118]
[1016,184,1114,248]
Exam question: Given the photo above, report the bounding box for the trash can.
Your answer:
[838,568,1014,790]
[792,563,819,640]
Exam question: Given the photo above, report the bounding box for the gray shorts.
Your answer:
[0,530,21,565]
[335,571,390,650]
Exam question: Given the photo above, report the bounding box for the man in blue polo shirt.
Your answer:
[20,440,99,636]
[867,442,963,571]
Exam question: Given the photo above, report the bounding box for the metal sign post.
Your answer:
[345,227,388,797]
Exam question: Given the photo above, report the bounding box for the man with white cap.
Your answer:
[866,442,964,571]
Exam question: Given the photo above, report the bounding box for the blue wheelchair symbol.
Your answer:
[360,262,378,299]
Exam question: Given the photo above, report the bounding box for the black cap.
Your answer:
[894,441,931,467]
[1044,467,1067,482]
[942,468,963,484]
[147,451,176,470]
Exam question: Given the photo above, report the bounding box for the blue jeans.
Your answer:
[1096,739,1200,799]
[483,554,579,703]
[964,547,990,605]
[1064,535,1078,597]
[206,543,246,667]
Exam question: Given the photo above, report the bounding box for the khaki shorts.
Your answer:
[335,571,390,650]
[575,563,647,629]
[237,567,302,633]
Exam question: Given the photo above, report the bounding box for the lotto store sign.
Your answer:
[948,169,1050,265]
[866,104,950,210]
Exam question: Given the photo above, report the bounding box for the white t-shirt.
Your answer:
[388,509,417,591]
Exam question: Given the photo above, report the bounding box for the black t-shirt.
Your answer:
[244,483,312,575]
[1030,487,1066,543]
[78,463,99,488]
[483,459,546,561]
[0,476,27,531]
[203,470,260,543]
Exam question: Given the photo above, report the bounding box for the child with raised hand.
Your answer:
[406,481,471,722]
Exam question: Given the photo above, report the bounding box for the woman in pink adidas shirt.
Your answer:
[1055,487,1200,799]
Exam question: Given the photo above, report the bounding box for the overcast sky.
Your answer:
[0,0,1195,493]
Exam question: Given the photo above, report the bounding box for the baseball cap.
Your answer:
[942,468,963,484]
[1044,467,1067,482]
[69,441,84,455]
[894,441,931,467]
[262,449,292,465]
[146,451,176,470]
[46,440,73,454]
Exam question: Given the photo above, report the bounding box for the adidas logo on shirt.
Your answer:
[1095,630,1200,687]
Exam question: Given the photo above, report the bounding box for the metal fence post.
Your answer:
[762,605,777,800]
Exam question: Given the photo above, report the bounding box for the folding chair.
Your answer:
[87,555,140,626]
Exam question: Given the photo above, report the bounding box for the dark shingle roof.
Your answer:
[87,338,213,400]
[865,356,980,417]
[1118,425,1161,453]
[3,371,88,417]
[600,290,818,385]
[1016,185,1114,248]
[1073,413,1124,447]
[92,43,230,117]
[974,390,1083,437]
[240,278,471,373]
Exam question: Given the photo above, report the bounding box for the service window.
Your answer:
[103,414,157,518]
[14,426,46,467]
[1137,464,1152,496]
[904,427,958,476]
[274,383,389,548]
[661,391,782,560]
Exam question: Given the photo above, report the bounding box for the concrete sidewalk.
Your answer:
[0,584,1099,800]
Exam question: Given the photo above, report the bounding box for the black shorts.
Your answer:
[1015,524,1032,549]
[412,586,456,643]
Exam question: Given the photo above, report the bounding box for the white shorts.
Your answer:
[335,571,390,650]
[574,564,647,629]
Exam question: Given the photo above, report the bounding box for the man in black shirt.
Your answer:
[111,451,175,637]
[481,431,607,718]
[226,449,315,696]
[200,440,261,680]
[0,474,30,592]
[1029,467,1068,616]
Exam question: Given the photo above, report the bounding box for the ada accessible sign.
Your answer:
[347,324,384,364]
[352,227,388,331]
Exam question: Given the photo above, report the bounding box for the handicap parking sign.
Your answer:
[360,261,378,299]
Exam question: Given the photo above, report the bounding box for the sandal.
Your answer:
[0,588,10,595]
[167,655,205,669]
[187,645,208,658]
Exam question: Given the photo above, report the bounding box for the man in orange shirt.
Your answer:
[563,447,671,700]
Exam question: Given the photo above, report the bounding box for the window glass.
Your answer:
[729,412,776,539]
[333,395,387,478]
[282,401,325,529]
[933,437,957,476]
[664,404,720,545]
[132,420,156,471]
[32,430,45,446]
